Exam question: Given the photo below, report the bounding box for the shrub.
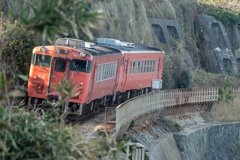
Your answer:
[0,107,123,160]
[3,31,38,76]
[197,0,240,25]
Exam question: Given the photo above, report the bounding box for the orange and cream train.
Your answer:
[28,38,164,119]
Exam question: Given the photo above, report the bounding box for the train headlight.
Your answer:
[81,52,86,57]
[33,75,37,79]
[80,82,84,85]
[40,47,46,53]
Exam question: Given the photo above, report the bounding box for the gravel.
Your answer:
[74,108,116,137]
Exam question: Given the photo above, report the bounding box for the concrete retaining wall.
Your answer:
[174,123,240,160]
[197,15,239,75]
[150,133,182,160]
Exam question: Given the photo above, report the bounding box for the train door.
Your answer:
[48,58,69,98]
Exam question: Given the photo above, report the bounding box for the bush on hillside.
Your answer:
[3,31,38,76]
[0,107,123,160]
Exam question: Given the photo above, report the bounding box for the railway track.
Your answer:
[73,105,117,136]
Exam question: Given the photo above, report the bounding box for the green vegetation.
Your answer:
[196,0,240,25]
[218,79,234,102]
[117,134,149,160]
[0,107,123,159]
[3,31,38,76]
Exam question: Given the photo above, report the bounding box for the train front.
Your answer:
[28,42,93,108]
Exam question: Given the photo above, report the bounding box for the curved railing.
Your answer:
[115,86,240,136]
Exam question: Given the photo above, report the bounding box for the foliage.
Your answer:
[196,0,240,25]
[117,134,149,160]
[178,69,191,88]
[3,31,38,76]
[218,79,234,102]
[18,0,102,44]
[0,107,124,160]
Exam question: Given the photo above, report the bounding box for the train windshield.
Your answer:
[70,59,92,73]
[31,54,52,67]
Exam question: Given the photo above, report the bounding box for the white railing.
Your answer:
[116,86,240,136]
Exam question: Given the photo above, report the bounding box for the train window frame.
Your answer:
[133,60,136,74]
[125,60,128,74]
[141,60,144,74]
[121,56,124,66]
[32,53,52,67]
[144,60,147,73]
[113,62,117,77]
[106,64,108,79]
[135,60,138,74]
[110,63,114,78]
[155,59,158,72]
[55,59,67,72]
[154,59,157,72]
[138,60,141,74]
[151,60,154,73]
[107,64,110,79]
[147,60,150,73]
[70,59,92,73]
[98,64,101,81]
[99,64,102,81]
[149,60,152,73]
[152,60,155,73]
[104,64,107,80]
[101,64,104,81]
[96,65,99,82]
[130,60,133,75]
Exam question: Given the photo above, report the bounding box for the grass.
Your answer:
[195,0,240,25]
[211,98,240,122]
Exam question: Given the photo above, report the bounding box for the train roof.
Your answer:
[55,38,164,57]
[83,44,163,57]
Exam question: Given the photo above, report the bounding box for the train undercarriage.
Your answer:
[28,88,152,120]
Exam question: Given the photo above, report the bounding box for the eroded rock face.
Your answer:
[174,123,240,160]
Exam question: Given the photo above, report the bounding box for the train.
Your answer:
[28,38,164,119]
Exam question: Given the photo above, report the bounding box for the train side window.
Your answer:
[104,64,107,80]
[135,60,138,74]
[138,60,141,74]
[125,60,128,74]
[154,59,157,72]
[108,63,111,79]
[106,63,108,79]
[112,63,114,78]
[141,60,144,73]
[155,59,157,72]
[144,60,147,73]
[152,60,155,73]
[55,59,66,72]
[109,63,111,78]
[133,60,136,74]
[102,64,104,81]
[130,60,133,75]
[149,60,152,73]
[95,65,99,82]
[147,60,150,73]
[99,64,102,81]
[121,56,124,66]
[151,60,154,73]
[114,62,117,77]
[110,63,113,78]
[144,60,148,73]
[106,64,108,80]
